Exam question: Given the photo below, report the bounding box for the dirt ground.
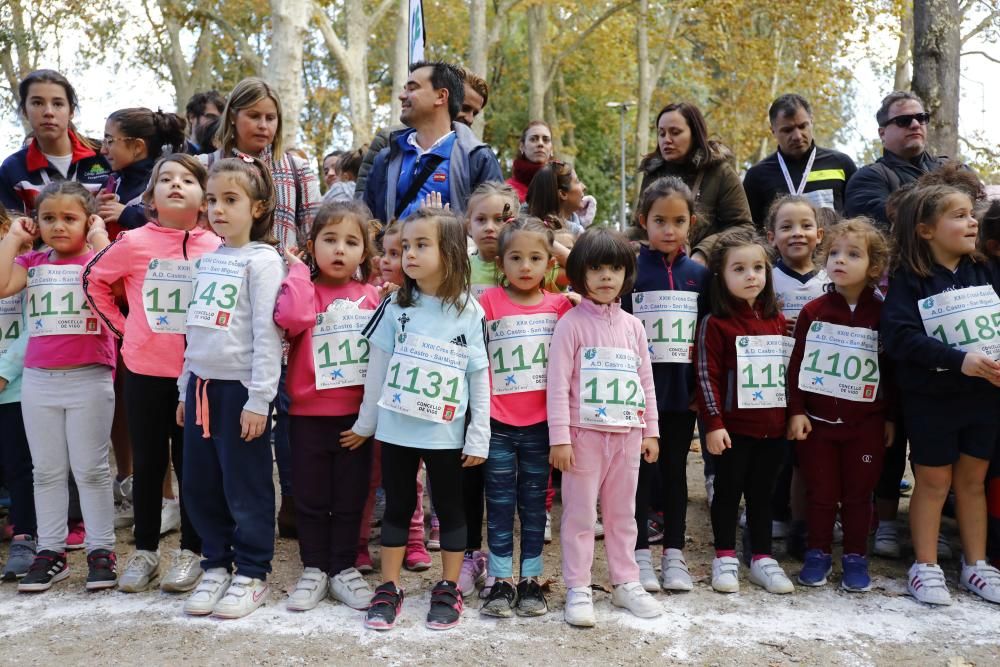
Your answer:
[2,444,1000,667]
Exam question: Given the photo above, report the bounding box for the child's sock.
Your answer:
[715,549,737,559]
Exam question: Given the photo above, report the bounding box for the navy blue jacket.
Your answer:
[844,150,949,230]
[881,256,1000,398]
[622,245,710,413]
[108,157,156,231]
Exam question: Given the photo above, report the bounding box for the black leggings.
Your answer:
[125,368,200,553]
[876,416,908,501]
[635,410,698,550]
[463,465,484,552]
[381,443,466,552]
[710,435,785,554]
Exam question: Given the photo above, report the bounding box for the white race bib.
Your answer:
[0,293,23,357]
[919,285,1000,359]
[799,321,879,402]
[735,335,793,408]
[312,308,373,390]
[378,332,469,423]
[185,253,248,331]
[633,290,698,363]
[579,346,646,427]
[25,265,100,337]
[803,189,835,210]
[142,259,195,334]
[487,313,557,395]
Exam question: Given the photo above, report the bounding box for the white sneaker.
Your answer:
[544,512,552,544]
[118,549,159,593]
[873,522,901,559]
[287,567,328,611]
[113,475,134,503]
[705,474,715,507]
[161,549,202,592]
[594,519,605,540]
[212,574,269,619]
[960,559,1000,604]
[634,549,661,593]
[749,557,794,594]
[907,562,952,605]
[184,568,232,616]
[329,567,372,610]
[660,548,694,591]
[160,499,181,535]
[771,520,790,540]
[937,533,954,560]
[712,556,740,593]
[114,499,135,530]
[612,580,663,618]
[564,586,596,627]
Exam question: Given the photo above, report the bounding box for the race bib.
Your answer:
[487,313,557,395]
[799,321,879,402]
[378,332,469,423]
[803,189,835,210]
[312,308,374,390]
[142,259,195,334]
[25,265,100,337]
[185,253,248,331]
[633,290,698,363]
[579,346,646,428]
[778,290,823,319]
[0,293,23,357]
[735,335,793,408]
[920,285,1000,359]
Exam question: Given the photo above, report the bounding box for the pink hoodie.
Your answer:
[546,298,658,445]
[83,223,220,378]
[273,262,380,416]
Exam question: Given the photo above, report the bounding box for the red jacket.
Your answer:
[786,286,894,423]
[695,301,786,438]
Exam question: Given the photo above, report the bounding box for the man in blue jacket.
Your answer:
[363,61,502,223]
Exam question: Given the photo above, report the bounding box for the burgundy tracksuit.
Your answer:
[786,287,894,556]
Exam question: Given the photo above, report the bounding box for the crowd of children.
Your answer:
[3,132,1000,632]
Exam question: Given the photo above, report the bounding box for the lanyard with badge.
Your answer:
[26,264,100,336]
[311,299,374,390]
[919,285,1000,359]
[185,253,248,331]
[378,331,470,423]
[777,147,834,210]
[799,321,880,402]
[735,335,793,408]
[487,313,557,395]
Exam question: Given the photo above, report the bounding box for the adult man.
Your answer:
[743,94,857,228]
[183,90,225,154]
[363,61,501,222]
[845,91,948,229]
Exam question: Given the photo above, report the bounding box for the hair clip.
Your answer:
[501,203,516,224]
[541,215,559,229]
[235,151,254,164]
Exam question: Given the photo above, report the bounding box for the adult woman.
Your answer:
[507,121,553,202]
[526,161,586,236]
[637,102,752,261]
[203,77,321,254]
[0,70,112,214]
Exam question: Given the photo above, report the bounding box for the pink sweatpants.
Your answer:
[358,442,425,550]
[560,427,642,588]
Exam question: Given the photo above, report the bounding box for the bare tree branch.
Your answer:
[961,10,999,45]
[370,0,396,26]
[963,49,1000,63]
[312,7,348,66]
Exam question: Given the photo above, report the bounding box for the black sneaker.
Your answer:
[515,577,548,617]
[426,580,463,630]
[85,549,117,590]
[480,579,517,618]
[365,582,404,631]
[18,550,69,592]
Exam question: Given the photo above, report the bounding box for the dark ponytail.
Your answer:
[107,108,187,158]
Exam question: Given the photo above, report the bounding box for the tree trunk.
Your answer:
[527,3,547,122]
[468,0,488,137]
[267,0,311,148]
[912,0,961,157]
[635,0,651,160]
[894,1,913,91]
[391,0,409,125]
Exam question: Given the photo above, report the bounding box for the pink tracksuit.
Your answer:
[547,298,658,588]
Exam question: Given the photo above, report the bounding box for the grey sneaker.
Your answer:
[161,549,203,593]
[113,476,135,529]
[118,549,159,593]
[2,535,37,580]
[329,567,372,610]
[287,567,329,611]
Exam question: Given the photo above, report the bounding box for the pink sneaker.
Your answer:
[355,547,374,574]
[66,520,86,551]
[404,541,432,571]
[457,550,487,597]
[427,516,441,551]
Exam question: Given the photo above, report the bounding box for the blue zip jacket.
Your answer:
[622,245,710,412]
[108,156,156,231]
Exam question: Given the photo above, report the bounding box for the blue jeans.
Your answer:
[484,420,549,578]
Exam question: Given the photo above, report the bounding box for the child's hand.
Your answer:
[787,414,811,441]
[884,421,895,448]
[378,281,400,300]
[0,377,8,394]
[86,215,109,247]
[96,193,124,224]
[176,401,185,427]
[705,428,731,455]
[549,443,574,471]
[8,217,37,244]
[461,454,485,467]
[340,429,368,450]
[641,437,659,463]
[284,245,306,266]
[421,191,449,210]
[784,316,797,336]
[565,292,582,306]
[240,409,267,441]
[960,352,1000,383]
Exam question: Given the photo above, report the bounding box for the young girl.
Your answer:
[273,200,380,612]
[0,182,117,592]
[623,177,709,593]
[176,155,286,619]
[881,184,1000,605]
[478,217,572,618]
[786,218,894,591]
[548,227,662,627]
[346,207,490,631]
[83,153,219,594]
[695,228,794,595]
[468,182,520,299]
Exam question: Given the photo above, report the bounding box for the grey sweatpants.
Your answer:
[22,365,115,553]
